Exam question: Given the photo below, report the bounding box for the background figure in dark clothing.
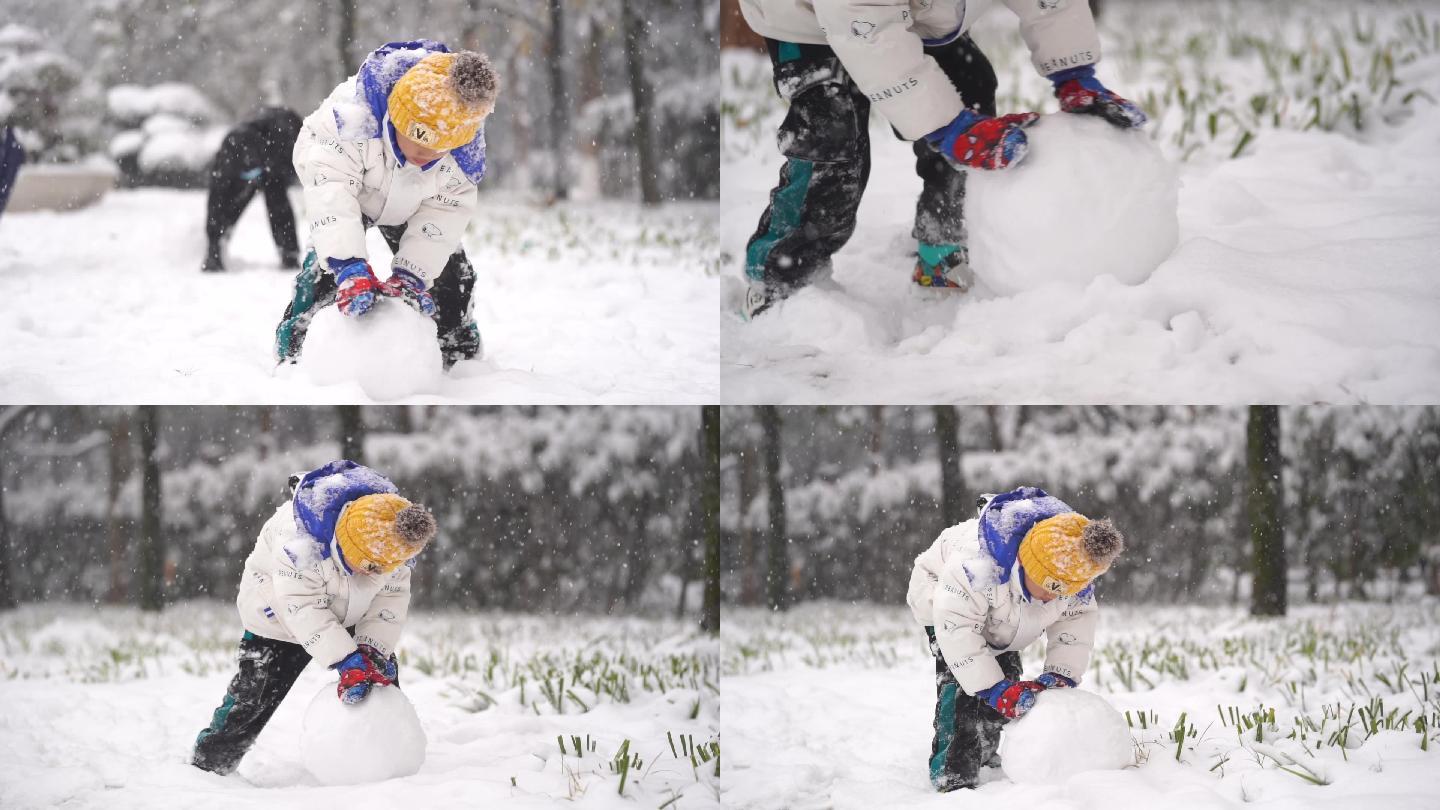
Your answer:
[0,125,25,221]
[203,107,303,272]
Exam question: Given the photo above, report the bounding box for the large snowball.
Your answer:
[1000,689,1133,783]
[301,683,427,785]
[298,300,443,400]
[965,113,1179,297]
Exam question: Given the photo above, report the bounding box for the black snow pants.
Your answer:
[927,626,1021,792]
[192,631,312,775]
[273,224,481,368]
[744,35,998,292]
[205,130,299,262]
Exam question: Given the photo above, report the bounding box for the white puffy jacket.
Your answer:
[292,79,480,288]
[739,0,1102,138]
[907,518,1099,695]
[236,502,413,667]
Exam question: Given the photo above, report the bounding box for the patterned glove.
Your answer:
[379,268,436,316]
[976,678,1046,720]
[332,259,381,317]
[923,109,1040,171]
[360,643,400,683]
[332,645,394,704]
[1035,672,1077,689]
[1050,66,1148,129]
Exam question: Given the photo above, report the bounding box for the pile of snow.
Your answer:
[301,683,427,786]
[1000,688,1134,783]
[297,301,445,400]
[966,113,1180,296]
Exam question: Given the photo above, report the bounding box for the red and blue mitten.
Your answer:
[379,268,436,316]
[1050,66,1148,129]
[332,258,381,317]
[333,645,394,704]
[924,110,1041,171]
[976,678,1047,720]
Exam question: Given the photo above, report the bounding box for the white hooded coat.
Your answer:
[739,0,1102,138]
[907,518,1099,695]
[292,78,480,288]
[236,502,413,667]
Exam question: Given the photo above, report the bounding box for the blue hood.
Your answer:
[348,39,489,185]
[978,486,1093,598]
[291,460,399,571]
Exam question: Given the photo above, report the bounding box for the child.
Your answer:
[274,40,501,368]
[191,460,437,775]
[202,106,303,273]
[906,486,1125,791]
[737,0,1146,317]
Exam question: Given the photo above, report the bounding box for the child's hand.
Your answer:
[976,678,1046,720]
[359,643,399,682]
[379,268,436,316]
[923,110,1040,172]
[333,646,394,703]
[1035,672,1076,689]
[333,259,382,317]
[1050,66,1148,129]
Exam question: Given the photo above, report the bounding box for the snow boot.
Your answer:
[202,242,225,273]
[913,244,973,291]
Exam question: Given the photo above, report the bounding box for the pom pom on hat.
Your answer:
[388,51,501,151]
[1017,513,1125,597]
[335,494,437,575]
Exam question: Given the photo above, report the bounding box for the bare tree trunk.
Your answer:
[701,406,721,634]
[739,437,758,605]
[934,406,966,527]
[548,0,570,201]
[0,407,27,610]
[761,406,787,612]
[107,410,134,604]
[137,406,164,612]
[336,0,358,79]
[337,405,366,465]
[1247,406,1285,617]
[621,0,662,204]
[256,406,274,461]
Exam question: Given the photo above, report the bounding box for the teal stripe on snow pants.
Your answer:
[926,626,1021,791]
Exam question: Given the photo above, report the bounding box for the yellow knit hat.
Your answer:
[1016,514,1125,597]
[335,494,437,575]
[388,52,500,151]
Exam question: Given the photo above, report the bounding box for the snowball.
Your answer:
[965,114,1179,297]
[298,300,443,400]
[1000,688,1133,783]
[301,683,427,786]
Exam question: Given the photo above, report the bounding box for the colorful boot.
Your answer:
[913,243,974,291]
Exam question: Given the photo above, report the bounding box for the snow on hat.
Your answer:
[1016,514,1124,597]
[387,51,499,151]
[335,494,437,575]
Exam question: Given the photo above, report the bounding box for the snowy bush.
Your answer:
[0,23,104,163]
[104,83,226,187]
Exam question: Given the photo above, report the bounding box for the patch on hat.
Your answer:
[406,120,437,146]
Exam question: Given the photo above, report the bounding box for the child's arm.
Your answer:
[267,541,358,667]
[1041,600,1099,684]
[293,121,370,272]
[353,564,413,658]
[389,170,480,288]
[998,0,1102,78]
[812,0,964,140]
[931,564,1005,696]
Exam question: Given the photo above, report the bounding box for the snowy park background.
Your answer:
[0,405,722,809]
[720,405,1440,809]
[719,0,1440,403]
[0,1,720,403]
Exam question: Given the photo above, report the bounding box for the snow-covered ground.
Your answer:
[722,600,1440,810]
[0,603,719,809]
[720,0,1440,403]
[0,190,719,403]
